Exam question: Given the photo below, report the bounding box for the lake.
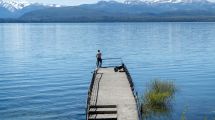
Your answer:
[0,23,215,120]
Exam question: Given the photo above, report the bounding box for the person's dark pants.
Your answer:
[97,58,102,67]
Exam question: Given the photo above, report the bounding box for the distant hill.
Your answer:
[2,0,215,22]
[0,0,62,18]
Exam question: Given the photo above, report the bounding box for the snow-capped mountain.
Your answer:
[124,0,211,4]
[17,0,215,22]
[124,0,146,4]
[2,0,215,21]
[0,0,62,12]
[0,0,31,12]
[0,0,62,18]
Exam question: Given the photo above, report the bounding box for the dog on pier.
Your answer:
[114,64,125,72]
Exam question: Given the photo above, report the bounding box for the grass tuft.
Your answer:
[141,79,176,118]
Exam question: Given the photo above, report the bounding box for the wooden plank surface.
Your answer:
[89,67,139,120]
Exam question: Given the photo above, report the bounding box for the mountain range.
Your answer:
[1,0,215,22]
[0,0,61,18]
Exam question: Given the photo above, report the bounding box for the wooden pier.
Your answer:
[86,60,141,120]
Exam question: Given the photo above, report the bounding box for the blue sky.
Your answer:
[24,0,215,5]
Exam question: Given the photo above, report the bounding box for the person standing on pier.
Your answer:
[96,50,102,67]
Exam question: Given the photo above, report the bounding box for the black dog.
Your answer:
[114,64,125,72]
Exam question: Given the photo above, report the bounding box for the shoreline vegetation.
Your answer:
[140,79,176,120]
[140,80,213,120]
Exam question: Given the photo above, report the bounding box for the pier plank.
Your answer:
[88,67,139,120]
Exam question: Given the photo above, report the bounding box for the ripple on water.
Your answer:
[1,23,215,120]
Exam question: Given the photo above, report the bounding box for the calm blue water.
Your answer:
[0,23,215,120]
